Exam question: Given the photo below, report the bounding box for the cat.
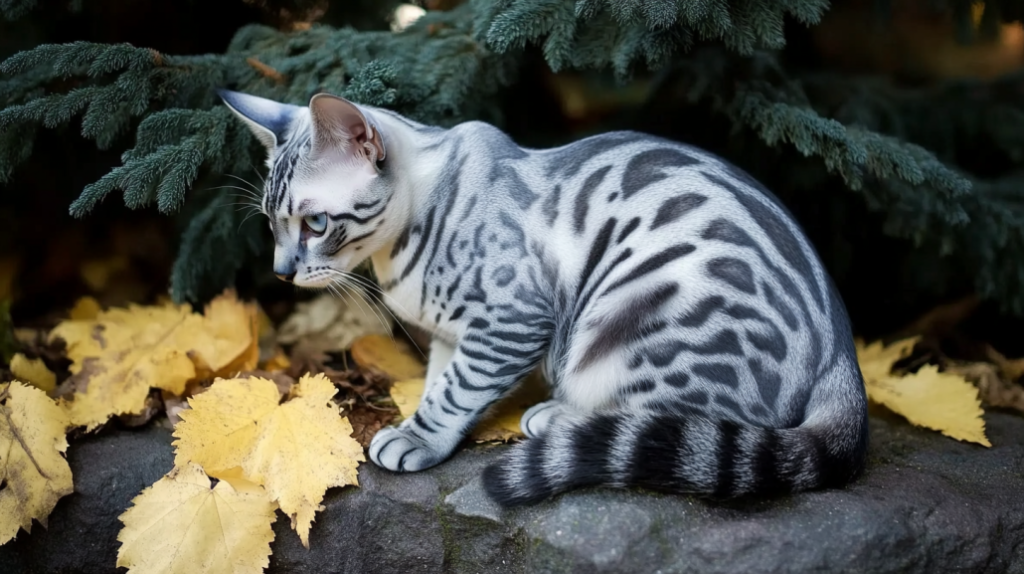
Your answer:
[219,89,869,507]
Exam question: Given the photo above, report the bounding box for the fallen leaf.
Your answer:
[276,292,392,353]
[68,297,101,321]
[389,378,425,419]
[0,381,73,545]
[117,390,164,428]
[10,353,56,393]
[350,334,425,381]
[388,369,549,442]
[948,361,1024,414]
[983,345,1024,382]
[855,336,919,380]
[857,338,989,446]
[173,374,364,547]
[49,290,257,431]
[346,404,397,448]
[261,348,291,372]
[116,462,276,574]
[188,292,260,379]
[237,369,295,397]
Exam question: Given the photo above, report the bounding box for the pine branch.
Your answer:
[1,0,37,20]
[171,184,270,303]
[482,0,831,75]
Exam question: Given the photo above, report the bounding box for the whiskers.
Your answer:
[323,269,427,361]
[205,173,268,231]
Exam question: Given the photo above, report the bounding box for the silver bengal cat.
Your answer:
[220,89,869,506]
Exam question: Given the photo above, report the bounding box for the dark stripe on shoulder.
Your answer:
[701,218,756,247]
[603,243,696,294]
[503,165,539,209]
[542,184,561,227]
[398,206,436,280]
[576,217,617,298]
[616,217,641,244]
[748,357,782,411]
[545,133,635,179]
[693,362,740,388]
[576,282,679,371]
[762,281,798,330]
[622,148,701,200]
[573,165,612,235]
[706,257,756,295]
[678,295,726,327]
[703,171,824,310]
[650,193,708,230]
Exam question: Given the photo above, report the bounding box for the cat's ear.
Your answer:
[217,89,301,151]
[308,93,386,166]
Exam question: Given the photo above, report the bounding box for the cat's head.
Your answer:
[219,90,392,288]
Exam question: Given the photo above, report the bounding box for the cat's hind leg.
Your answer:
[520,400,567,438]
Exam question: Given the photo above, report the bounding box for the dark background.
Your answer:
[3,0,1023,353]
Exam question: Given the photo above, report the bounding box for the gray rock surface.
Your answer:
[1,412,1023,574]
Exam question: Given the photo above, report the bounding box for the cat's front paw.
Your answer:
[368,426,448,472]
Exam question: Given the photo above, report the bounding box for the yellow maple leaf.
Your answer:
[855,337,990,446]
[855,336,919,380]
[116,462,276,574]
[173,374,364,548]
[68,297,101,321]
[0,381,74,545]
[389,370,549,443]
[49,290,257,431]
[350,334,426,380]
[10,353,56,393]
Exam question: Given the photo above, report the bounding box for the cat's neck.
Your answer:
[364,108,450,285]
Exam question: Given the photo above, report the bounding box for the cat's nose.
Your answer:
[275,271,296,283]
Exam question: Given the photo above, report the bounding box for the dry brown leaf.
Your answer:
[276,293,392,354]
[10,353,56,393]
[983,345,1024,382]
[49,290,257,431]
[346,404,397,448]
[172,374,364,547]
[948,361,1024,414]
[856,337,990,446]
[261,348,291,372]
[0,381,74,545]
[350,334,425,380]
[116,462,276,574]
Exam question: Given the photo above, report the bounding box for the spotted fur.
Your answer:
[220,90,869,507]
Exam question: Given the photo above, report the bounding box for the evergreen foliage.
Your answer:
[2,0,1024,318]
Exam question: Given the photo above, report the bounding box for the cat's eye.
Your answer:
[302,213,328,235]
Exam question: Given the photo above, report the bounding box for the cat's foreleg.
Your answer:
[369,340,547,472]
[423,337,455,396]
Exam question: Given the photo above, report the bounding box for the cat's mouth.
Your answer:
[293,270,336,289]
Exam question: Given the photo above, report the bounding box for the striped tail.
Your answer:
[481,406,868,507]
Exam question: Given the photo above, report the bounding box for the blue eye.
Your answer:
[303,213,327,234]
